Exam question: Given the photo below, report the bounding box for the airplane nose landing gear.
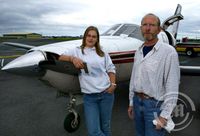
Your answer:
[64,95,80,133]
[64,111,80,133]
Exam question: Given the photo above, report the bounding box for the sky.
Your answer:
[0,0,200,39]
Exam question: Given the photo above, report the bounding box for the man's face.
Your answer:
[140,15,161,42]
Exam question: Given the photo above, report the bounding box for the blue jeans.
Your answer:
[83,92,114,136]
[133,95,166,136]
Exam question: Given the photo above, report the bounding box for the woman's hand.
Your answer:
[71,56,85,69]
[105,83,116,94]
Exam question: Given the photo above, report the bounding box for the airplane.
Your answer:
[1,4,199,133]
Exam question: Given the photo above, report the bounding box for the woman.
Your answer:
[59,26,116,136]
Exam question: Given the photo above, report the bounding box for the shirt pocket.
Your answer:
[144,59,159,73]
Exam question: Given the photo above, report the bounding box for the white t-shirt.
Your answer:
[62,46,116,94]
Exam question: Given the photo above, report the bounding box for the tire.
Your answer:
[64,112,80,133]
[186,49,194,56]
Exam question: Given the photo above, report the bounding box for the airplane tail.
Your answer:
[161,4,184,39]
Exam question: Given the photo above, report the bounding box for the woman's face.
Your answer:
[85,30,98,48]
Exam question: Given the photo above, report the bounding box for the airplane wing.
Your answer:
[2,42,35,50]
[180,66,200,76]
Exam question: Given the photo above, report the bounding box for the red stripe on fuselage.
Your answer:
[109,50,136,55]
[109,50,136,64]
[112,58,134,64]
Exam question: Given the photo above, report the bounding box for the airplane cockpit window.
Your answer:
[113,24,136,36]
[101,24,121,36]
[101,24,144,41]
[114,24,144,41]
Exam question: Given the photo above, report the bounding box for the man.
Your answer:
[128,13,180,136]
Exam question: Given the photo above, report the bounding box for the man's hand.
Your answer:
[128,106,134,119]
[155,116,167,130]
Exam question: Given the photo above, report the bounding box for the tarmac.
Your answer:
[0,40,200,136]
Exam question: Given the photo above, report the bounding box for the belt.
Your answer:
[134,92,154,99]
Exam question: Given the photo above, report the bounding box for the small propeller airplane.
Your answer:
[1,4,199,133]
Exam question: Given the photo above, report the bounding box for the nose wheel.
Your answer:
[64,111,80,133]
[63,94,80,133]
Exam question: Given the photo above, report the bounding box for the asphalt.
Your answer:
[0,40,200,136]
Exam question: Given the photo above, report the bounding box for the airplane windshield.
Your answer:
[101,24,121,36]
[102,24,144,41]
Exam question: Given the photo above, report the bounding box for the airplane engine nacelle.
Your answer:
[1,50,47,77]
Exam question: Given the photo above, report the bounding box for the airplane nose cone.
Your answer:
[1,50,46,76]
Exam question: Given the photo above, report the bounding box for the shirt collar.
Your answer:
[139,40,161,53]
[84,46,96,51]
[154,40,161,51]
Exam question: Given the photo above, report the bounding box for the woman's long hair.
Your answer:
[80,26,104,57]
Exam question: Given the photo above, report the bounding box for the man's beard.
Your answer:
[143,33,157,41]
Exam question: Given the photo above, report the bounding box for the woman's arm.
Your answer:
[58,55,74,62]
[59,55,85,69]
[106,72,116,93]
[108,72,116,85]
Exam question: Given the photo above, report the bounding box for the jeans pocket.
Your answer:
[144,99,159,109]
